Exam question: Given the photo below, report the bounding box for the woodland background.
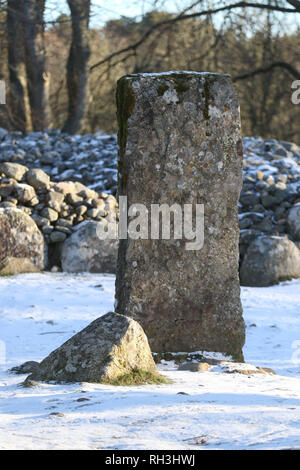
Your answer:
[0,0,299,142]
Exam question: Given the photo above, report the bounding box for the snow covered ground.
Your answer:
[0,273,299,450]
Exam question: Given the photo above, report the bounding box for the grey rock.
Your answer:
[42,225,54,234]
[115,72,245,359]
[27,168,50,190]
[14,183,36,203]
[10,361,40,375]
[25,312,159,384]
[0,162,28,181]
[240,192,260,207]
[0,256,40,275]
[46,191,64,212]
[0,127,8,140]
[0,201,16,208]
[0,208,45,269]
[61,220,118,273]
[178,362,211,372]
[0,183,14,198]
[287,204,300,241]
[49,231,67,243]
[41,207,59,222]
[240,235,300,286]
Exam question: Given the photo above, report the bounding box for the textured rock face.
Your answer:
[287,204,300,241]
[0,162,119,262]
[0,208,46,269]
[26,312,158,383]
[61,220,118,273]
[240,235,300,287]
[0,257,40,275]
[0,162,28,181]
[116,72,245,359]
[26,168,50,190]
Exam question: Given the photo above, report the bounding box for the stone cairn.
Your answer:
[0,162,118,246]
[1,128,300,270]
[115,72,245,360]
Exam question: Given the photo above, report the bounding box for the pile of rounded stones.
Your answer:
[0,128,118,194]
[1,125,300,285]
[239,137,300,286]
[0,161,118,246]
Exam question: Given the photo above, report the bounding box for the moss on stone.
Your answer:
[116,76,135,192]
[157,83,169,96]
[102,368,172,386]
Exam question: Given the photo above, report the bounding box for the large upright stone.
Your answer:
[116,72,245,360]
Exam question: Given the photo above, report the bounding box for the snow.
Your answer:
[0,273,299,450]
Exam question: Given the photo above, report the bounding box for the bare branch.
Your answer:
[90,1,298,72]
[233,61,300,81]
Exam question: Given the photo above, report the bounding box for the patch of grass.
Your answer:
[102,368,172,386]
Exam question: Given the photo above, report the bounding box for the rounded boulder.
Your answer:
[0,208,46,270]
[240,235,300,286]
[61,220,118,273]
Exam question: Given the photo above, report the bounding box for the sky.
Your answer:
[45,0,181,26]
[45,1,299,32]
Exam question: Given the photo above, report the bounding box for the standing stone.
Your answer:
[116,72,245,360]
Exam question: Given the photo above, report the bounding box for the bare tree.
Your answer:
[90,1,300,74]
[6,0,27,131]
[6,0,50,131]
[23,0,50,131]
[63,0,91,134]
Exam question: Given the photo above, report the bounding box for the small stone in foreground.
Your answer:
[0,257,40,276]
[178,362,211,372]
[25,312,164,385]
[10,361,40,375]
[219,362,276,375]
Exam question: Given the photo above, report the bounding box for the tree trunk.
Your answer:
[63,0,91,134]
[22,0,49,131]
[6,0,27,131]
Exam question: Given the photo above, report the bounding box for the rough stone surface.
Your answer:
[10,361,40,375]
[0,162,28,181]
[0,161,118,259]
[116,72,245,359]
[178,362,211,372]
[61,220,118,273]
[14,183,36,203]
[0,208,46,269]
[219,362,275,375]
[0,256,40,275]
[26,312,158,384]
[1,130,300,273]
[240,235,300,286]
[287,204,300,241]
[26,168,50,190]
